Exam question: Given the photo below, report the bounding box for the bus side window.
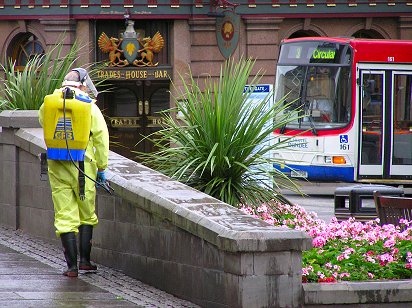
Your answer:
[362,79,374,110]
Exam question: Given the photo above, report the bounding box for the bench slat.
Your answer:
[374,192,412,229]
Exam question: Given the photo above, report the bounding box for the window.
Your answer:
[8,33,44,70]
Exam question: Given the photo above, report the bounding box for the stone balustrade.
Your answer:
[0,110,312,307]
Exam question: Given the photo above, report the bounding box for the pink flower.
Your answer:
[366,256,376,263]
[339,272,350,278]
[383,239,396,248]
[344,248,355,255]
[240,199,412,282]
[302,266,313,276]
[337,254,345,261]
[257,204,268,213]
[378,253,395,266]
[313,236,326,248]
[399,218,412,226]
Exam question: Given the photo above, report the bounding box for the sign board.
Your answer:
[244,84,274,187]
[96,67,171,80]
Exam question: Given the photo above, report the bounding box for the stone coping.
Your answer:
[1,110,312,253]
[304,279,412,304]
[0,110,41,128]
[106,151,312,252]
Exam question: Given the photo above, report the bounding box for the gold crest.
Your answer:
[98,27,165,67]
[98,33,128,67]
[134,31,165,67]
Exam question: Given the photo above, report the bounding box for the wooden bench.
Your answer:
[373,191,412,228]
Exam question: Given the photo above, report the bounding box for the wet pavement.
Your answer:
[285,194,335,222]
[0,225,198,308]
[0,190,337,307]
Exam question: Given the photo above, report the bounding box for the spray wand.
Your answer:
[62,87,114,196]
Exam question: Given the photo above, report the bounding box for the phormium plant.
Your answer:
[0,38,108,111]
[135,57,301,208]
[0,39,82,111]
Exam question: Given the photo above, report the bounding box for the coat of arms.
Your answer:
[216,11,240,59]
[98,20,165,67]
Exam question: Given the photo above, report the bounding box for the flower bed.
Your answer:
[241,201,412,283]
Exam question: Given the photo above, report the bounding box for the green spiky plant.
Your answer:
[0,39,108,111]
[0,40,82,110]
[135,57,301,208]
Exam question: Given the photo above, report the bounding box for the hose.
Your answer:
[62,87,113,195]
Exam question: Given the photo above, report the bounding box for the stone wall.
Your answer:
[0,110,312,308]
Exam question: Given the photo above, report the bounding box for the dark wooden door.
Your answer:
[99,81,170,160]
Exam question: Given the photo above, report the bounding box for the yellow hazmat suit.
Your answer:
[39,87,109,237]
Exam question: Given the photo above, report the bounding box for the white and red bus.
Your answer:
[273,37,412,184]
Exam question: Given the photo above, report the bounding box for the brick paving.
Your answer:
[0,225,199,307]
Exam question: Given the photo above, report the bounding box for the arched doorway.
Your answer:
[100,81,170,160]
[288,30,320,39]
[352,29,384,39]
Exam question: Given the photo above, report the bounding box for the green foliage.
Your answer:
[0,40,81,110]
[243,203,412,282]
[136,57,300,208]
[302,239,412,282]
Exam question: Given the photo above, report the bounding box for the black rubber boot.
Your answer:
[78,225,97,271]
[60,232,78,277]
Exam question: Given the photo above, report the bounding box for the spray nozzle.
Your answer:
[63,87,74,99]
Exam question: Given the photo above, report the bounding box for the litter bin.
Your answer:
[334,184,404,222]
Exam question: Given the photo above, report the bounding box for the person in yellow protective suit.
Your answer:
[38,68,109,278]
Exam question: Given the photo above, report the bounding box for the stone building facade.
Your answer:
[0,1,411,158]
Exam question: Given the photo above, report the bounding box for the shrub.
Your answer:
[136,57,300,208]
[0,40,81,110]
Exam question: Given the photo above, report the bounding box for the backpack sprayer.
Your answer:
[43,68,113,197]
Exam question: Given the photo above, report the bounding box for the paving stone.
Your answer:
[0,225,199,308]
[0,292,25,300]
[0,299,138,307]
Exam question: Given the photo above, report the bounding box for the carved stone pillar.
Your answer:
[399,17,412,40]
[243,17,283,84]
[170,19,191,104]
[39,19,76,54]
[188,18,217,77]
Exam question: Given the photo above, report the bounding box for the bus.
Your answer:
[273,37,412,184]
